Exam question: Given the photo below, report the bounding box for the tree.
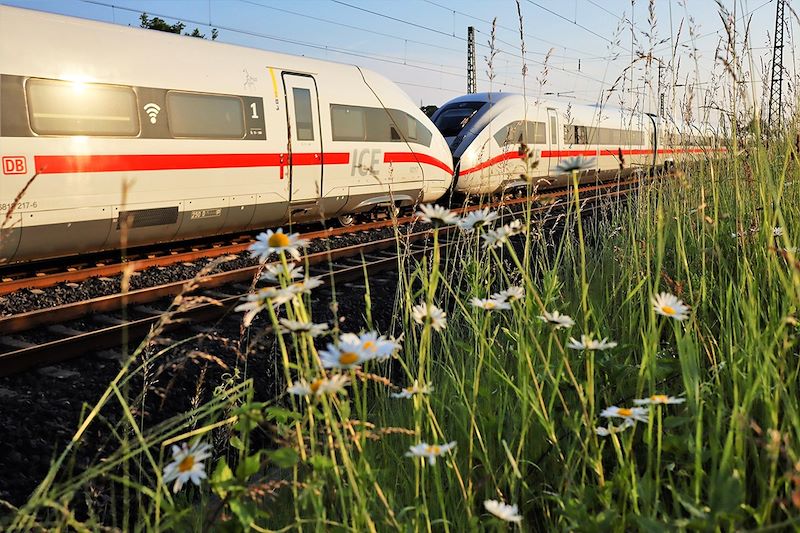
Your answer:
[421,105,438,117]
[139,13,218,40]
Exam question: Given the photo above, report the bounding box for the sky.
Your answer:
[1,0,791,121]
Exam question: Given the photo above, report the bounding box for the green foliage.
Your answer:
[7,136,800,531]
[139,12,218,40]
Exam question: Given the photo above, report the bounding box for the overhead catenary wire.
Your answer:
[78,0,628,95]
[76,0,552,97]
[650,0,775,56]
[64,0,773,110]
[325,0,616,89]
[524,0,629,52]
[238,0,466,56]
[421,0,609,60]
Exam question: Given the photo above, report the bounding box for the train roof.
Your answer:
[0,5,384,90]
[436,92,638,125]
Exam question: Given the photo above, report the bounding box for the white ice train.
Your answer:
[431,92,719,195]
[0,5,453,262]
[0,6,723,265]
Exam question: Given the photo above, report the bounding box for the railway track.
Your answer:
[0,178,639,376]
[0,177,641,296]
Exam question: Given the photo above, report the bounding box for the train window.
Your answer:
[595,128,615,145]
[494,121,546,146]
[293,88,315,141]
[365,109,393,141]
[167,91,245,139]
[27,78,139,136]
[576,126,588,144]
[433,101,486,137]
[331,105,366,141]
[404,112,419,141]
[625,130,644,145]
[395,111,432,147]
[565,125,589,145]
[412,115,432,146]
[549,115,558,145]
[331,104,432,146]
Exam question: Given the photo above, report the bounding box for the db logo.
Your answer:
[2,156,27,175]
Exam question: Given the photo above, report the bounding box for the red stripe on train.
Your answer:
[383,152,454,175]
[33,152,352,174]
[459,147,725,176]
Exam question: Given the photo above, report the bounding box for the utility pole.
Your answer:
[657,61,665,118]
[768,0,786,131]
[467,26,476,94]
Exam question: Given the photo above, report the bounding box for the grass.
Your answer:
[4,137,800,531]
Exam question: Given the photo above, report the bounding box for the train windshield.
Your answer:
[433,101,487,137]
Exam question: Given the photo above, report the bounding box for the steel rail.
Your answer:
[0,177,641,295]
[0,181,637,376]
[0,244,435,376]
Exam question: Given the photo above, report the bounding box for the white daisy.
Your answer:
[555,155,596,173]
[458,208,499,232]
[496,286,524,302]
[278,318,329,337]
[417,204,460,227]
[507,219,524,233]
[287,375,350,397]
[312,374,351,395]
[594,419,635,436]
[651,292,690,321]
[482,228,509,249]
[774,226,784,237]
[286,276,325,296]
[600,406,649,423]
[633,394,686,406]
[391,381,433,399]
[481,220,525,249]
[351,331,401,360]
[537,310,575,329]
[234,287,296,327]
[249,228,309,262]
[406,441,457,465]
[411,303,448,331]
[566,334,617,350]
[470,297,511,311]
[484,499,523,523]
[162,441,212,493]
[286,380,313,396]
[319,335,368,369]
[261,262,304,283]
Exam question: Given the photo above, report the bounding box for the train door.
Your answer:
[283,74,322,206]
[547,108,561,173]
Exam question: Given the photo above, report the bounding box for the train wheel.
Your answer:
[337,213,356,227]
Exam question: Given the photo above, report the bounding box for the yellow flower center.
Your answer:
[338,352,359,365]
[661,305,676,315]
[268,232,290,248]
[618,408,633,417]
[651,395,668,403]
[310,379,323,393]
[178,455,195,473]
[485,301,496,309]
[363,341,377,352]
[427,445,441,455]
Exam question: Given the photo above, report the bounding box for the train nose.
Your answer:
[419,136,453,202]
[436,134,455,186]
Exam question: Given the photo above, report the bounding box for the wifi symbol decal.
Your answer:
[143,103,161,124]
